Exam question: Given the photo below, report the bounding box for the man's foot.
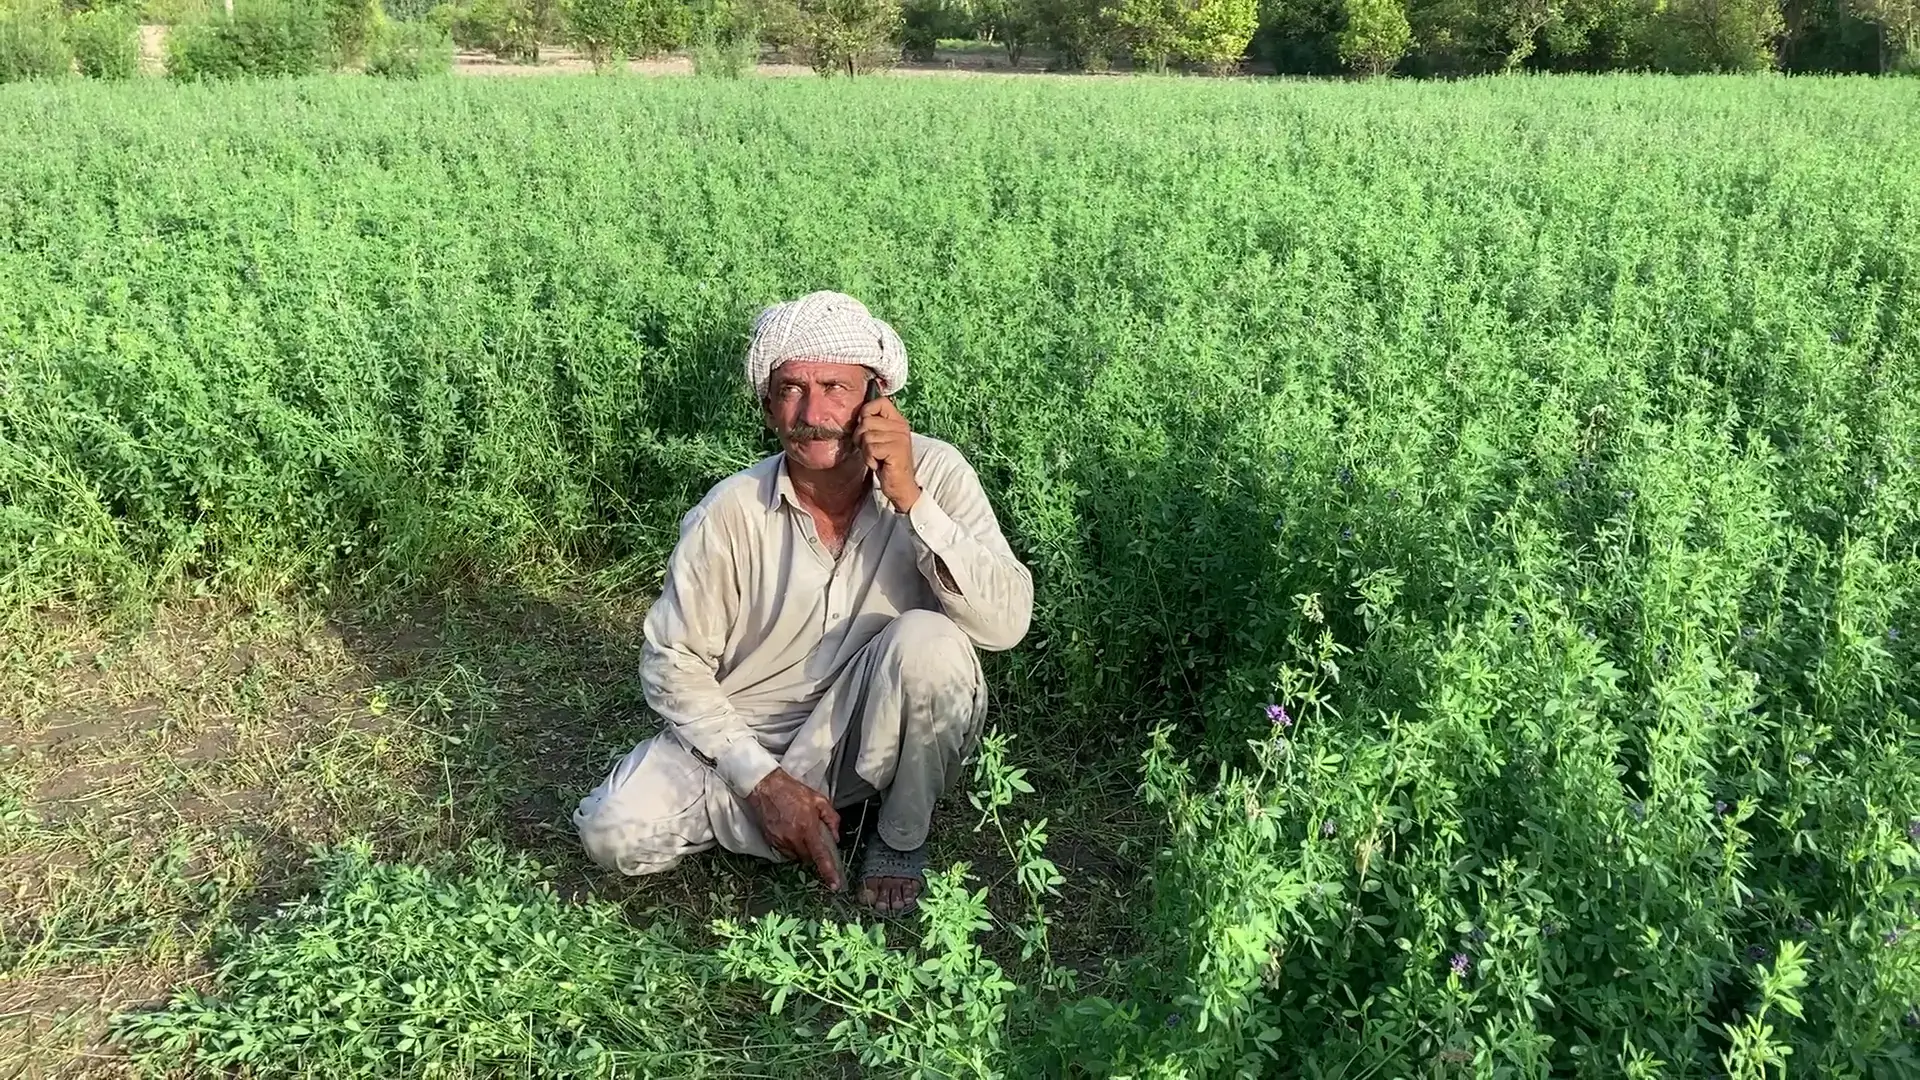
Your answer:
[856,837,927,914]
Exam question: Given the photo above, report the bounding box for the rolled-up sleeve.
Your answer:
[905,446,1034,652]
[639,506,780,799]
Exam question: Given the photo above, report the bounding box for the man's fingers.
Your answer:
[859,398,903,423]
[808,820,845,892]
[857,430,910,461]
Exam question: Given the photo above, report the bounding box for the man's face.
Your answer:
[763,359,873,473]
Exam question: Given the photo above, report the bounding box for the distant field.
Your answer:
[2,75,1918,1077]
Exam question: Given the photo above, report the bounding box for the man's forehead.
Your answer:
[770,359,869,384]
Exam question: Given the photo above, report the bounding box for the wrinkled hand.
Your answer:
[855,397,921,513]
[746,768,844,892]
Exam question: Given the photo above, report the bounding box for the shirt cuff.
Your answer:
[905,488,960,543]
[715,736,780,800]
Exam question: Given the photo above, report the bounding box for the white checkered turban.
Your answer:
[745,291,908,399]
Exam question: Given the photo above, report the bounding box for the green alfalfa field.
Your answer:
[2,72,1919,1077]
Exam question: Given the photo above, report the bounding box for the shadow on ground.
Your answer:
[0,581,1154,1075]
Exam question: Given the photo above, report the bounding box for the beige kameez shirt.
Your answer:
[639,434,1034,800]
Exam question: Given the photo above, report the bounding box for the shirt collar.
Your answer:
[769,454,801,512]
[766,454,890,515]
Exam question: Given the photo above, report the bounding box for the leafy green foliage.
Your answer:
[1337,0,1410,71]
[4,75,1920,1076]
[901,0,972,56]
[111,840,826,1075]
[443,0,559,59]
[66,6,139,76]
[0,0,72,79]
[689,0,759,71]
[364,16,453,72]
[1641,0,1785,70]
[780,0,899,72]
[562,0,691,63]
[1179,0,1258,69]
[1115,0,1254,70]
[323,0,382,64]
[139,0,213,22]
[974,0,1041,58]
[165,0,332,77]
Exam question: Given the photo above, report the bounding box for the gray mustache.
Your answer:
[784,424,849,441]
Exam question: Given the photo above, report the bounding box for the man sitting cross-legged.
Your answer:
[574,290,1034,912]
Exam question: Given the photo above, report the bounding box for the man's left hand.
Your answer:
[855,396,921,513]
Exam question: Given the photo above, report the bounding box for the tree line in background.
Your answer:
[2,0,1916,83]
[404,0,1916,75]
[0,0,456,78]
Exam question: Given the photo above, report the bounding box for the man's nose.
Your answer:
[800,392,840,429]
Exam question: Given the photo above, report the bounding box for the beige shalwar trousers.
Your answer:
[574,610,987,876]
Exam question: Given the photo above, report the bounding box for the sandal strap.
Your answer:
[858,838,928,883]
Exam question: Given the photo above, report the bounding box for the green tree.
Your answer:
[630,0,691,52]
[1253,0,1343,72]
[975,0,1039,59]
[1641,0,1782,69]
[1180,0,1257,68]
[560,0,631,61]
[1115,0,1181,68]
[0,0,73,79]
[1337,0,1409,71]
[1850,0,1917,68]
[1035,0,1116,67]
[365,14,454,71]
[793,0,898,73]
[688,0,758,72]
[449,0,557,60]
[67,5,140,75]
[323,0,380,63]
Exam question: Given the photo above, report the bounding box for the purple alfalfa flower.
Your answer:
[1740,625,1757,641]
[1340,526,1354,542]
[1628,800,1646,821]
[1389,488,1402,502]
[1450,953,1471,978]
[1265,703,1293,729]
[1746,945,1771,964]
[1273,514,1286,532]
[1337,467,1353,487]
[1714,800,1731,818]
[1165,1012,1182,1028]
[1887,929,1905,947]
[1908,817,1920,843]
[1320,818,1338,839]
[1540,922,1559,938]
[1905,1006,1920,1029]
